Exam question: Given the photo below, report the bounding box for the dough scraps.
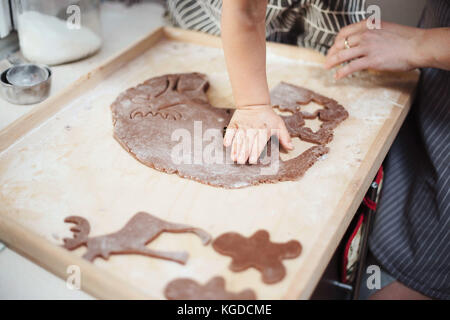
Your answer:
[164,276,257,300]
[62,211,211,264]
[111,73,348,188]
[212,230,302,284]
[271,82,348,145]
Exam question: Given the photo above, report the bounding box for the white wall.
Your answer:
[367,0,427,26]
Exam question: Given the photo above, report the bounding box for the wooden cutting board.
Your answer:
[0,27,419,299]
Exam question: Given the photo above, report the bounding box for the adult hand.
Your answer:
[325,20,425,79]
[224,105,293,164]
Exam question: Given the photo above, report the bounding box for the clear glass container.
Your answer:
[13,0,102,65]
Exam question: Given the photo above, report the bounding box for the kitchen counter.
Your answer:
[0,1,166,299]
[0,1,419,300]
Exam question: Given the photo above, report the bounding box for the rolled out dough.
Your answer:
[111,73,347,188]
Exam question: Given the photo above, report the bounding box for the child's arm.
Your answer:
[221,0,293,164]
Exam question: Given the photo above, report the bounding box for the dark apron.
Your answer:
[369,0,450,300]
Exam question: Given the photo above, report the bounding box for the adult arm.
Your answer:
[325,20,450,79]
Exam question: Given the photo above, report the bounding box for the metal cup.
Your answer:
[0,63,52,105]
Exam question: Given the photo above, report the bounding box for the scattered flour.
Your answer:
[18,11,102,65]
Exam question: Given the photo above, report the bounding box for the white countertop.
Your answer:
[0,1,166,299]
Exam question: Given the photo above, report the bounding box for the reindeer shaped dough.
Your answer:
[63,212,211,264]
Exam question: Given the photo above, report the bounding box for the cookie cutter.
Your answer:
[0,56,52,105]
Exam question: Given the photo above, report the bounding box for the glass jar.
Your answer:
[13,0,102,65]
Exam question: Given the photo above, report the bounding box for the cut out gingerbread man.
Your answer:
[212,230,302,284]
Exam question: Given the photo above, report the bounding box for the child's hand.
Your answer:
[224,105,293,164]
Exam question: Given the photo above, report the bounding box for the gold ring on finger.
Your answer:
[344,37,351,49]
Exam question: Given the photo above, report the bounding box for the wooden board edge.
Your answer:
[283,82,418,299]
[0,27,166,154]
[163,26,327,63]
[0,214,154,299]
[164,26,222,48]
[0,26,172,299]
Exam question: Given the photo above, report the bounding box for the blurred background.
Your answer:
[368,0,426,26]
[0,0,427,61]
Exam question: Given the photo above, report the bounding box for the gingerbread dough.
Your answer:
[272,82,348,145]
[111,73,347,188]
[212,230,302,284]
[63,211,211,264]
[164,276,257,300]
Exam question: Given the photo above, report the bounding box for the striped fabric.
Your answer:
[166,0,367,54]
[369,0,450,300]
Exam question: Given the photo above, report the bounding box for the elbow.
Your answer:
[241,5,266,27]
[222,0,267,29]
